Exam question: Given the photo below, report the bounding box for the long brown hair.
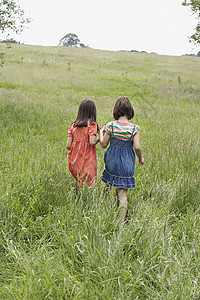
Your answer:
[74,98,97,127]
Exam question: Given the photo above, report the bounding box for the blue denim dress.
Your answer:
[102,122,136,188]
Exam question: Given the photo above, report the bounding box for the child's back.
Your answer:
[67,99,99,187]
[100,96,144,223]
[102,120,139,188]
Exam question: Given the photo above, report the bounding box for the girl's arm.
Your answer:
[133,133,144,165]
[99,127,110,148]
[66,137,73,150]
[89,135,100,146]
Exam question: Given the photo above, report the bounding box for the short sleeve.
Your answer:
[88,123,97,136]
[134,125,140,136]
[67,124,73,137]
[105,122,112,135]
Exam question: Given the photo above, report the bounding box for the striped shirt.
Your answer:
[105,121,140,141]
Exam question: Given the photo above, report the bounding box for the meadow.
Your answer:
[0,43,200,299]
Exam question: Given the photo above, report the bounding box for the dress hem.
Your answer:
[102,177,136,189]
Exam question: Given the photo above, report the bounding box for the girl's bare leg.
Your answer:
[100,183,111,198]
[118,188,128,223]
[75,180,79,195]
[104,183,111,194]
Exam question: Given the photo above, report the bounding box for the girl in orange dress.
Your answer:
[66,98,99,187]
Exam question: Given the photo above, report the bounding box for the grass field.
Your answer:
[0,43,200,299]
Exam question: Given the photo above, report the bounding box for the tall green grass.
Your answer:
[0,43,200,299]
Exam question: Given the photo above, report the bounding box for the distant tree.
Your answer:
[182,0,200,45]
[59,33,80,47]
[59,33,88,48]
[0,0,30,34]
[79,43,86,48]
[183,53,196,56]
[197,50,200,56]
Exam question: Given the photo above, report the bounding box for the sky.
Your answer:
[11,0,200,56]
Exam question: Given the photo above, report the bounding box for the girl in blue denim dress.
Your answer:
[100,96,144,223]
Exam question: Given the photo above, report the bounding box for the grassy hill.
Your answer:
[0,43,200,299]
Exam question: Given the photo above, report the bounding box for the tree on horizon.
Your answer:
[59,33,87,48]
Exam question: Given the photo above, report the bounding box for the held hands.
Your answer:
[99,125,110,148]
[95,126,105,146]
[99,125,106,135]
[139,157,144,165]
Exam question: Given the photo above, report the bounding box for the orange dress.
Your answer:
[67,121,97,187]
